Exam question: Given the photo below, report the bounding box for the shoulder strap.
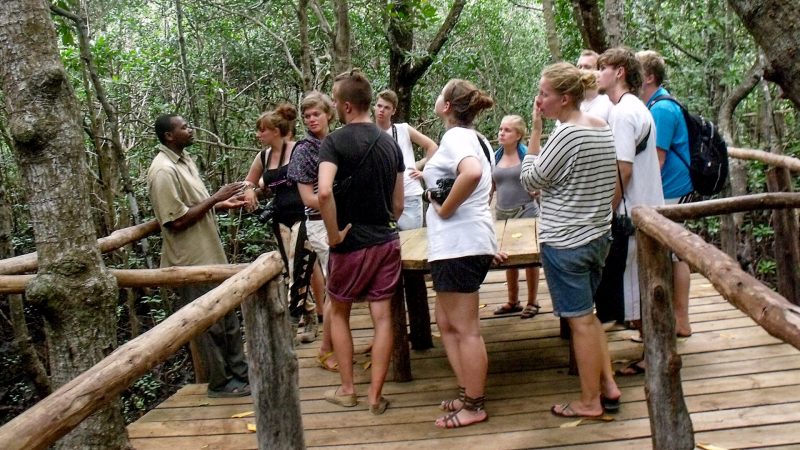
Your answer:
[391,124,397,142]
[475,133,492,164]
[260,149,267,168]
[648,94,692,170]
[353,129,383,170]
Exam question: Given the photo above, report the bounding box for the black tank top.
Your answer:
[261,142,305,226]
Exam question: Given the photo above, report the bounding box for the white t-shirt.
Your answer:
[608,93,664,214]
[382,123,424,197]
[608,93,664,322]
[581,93,613,122]
[422,127,497,262]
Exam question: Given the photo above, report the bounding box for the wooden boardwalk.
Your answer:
[128,272,800,449]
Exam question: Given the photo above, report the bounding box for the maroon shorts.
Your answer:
[327,239,401,303]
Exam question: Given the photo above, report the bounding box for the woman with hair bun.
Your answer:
[520,63,622,418]
[242,103,318,341]
[423,79,498,429]
[492,115,542,319]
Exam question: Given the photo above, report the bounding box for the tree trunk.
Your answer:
[0,1,128,448]
[728,0,800,109]
[571,0,608,53]
[761,81,800,304]
[50,4,150,267]
[332,0,351,75]
[386,0,467,122]
[718,55,764,265]
[297,0,313,92]
[603,0,624,47]
[542,0,561,61]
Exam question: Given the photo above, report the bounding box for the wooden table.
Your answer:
[391,218,540,382]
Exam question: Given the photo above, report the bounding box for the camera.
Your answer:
[256,200,276,224]
[424,178,455,204]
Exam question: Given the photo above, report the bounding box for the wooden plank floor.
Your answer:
[128,273,800,449]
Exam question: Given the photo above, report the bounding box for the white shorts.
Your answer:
[305,219,330,276]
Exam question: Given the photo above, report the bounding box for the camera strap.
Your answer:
[616,164,629,218]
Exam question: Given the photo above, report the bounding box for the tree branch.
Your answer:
[407,0,466,82]
[641,23,703,64]
[508,0,542,11]
[718,54,765,144]
[205,0,305,88]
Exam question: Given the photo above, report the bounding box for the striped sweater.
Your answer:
[520,124,617,248]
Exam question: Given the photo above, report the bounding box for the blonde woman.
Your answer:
[520,63,622,417]
[492,115,542,319]
[243,104,317,339]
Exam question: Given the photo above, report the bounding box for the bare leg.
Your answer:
[673,261,692,336]
[328,299,354,396]
[436,298,464,387]
[312,261,337,369]
[557,313,607,416]
[435,291,488,428]
[525,267,540,307]
[367,298,393,406]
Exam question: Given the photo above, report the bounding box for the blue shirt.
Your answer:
[647,87,693,198]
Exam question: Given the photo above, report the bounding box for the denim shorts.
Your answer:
[541,233,611,318]
[398,195,424,231]
[430,255,493,293]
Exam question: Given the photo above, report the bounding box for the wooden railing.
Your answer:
[0,246,299,449]
[633,191,800,450]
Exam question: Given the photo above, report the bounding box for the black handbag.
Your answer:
[594,165,635,323]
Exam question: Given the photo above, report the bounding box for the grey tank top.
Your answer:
[493,163,534,210]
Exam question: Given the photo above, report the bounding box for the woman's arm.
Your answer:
[242,152,264,212]
[431,156,482,220]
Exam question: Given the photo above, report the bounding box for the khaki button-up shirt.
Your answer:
[147,144,227,267]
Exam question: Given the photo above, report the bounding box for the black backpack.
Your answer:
[649,95,729,196]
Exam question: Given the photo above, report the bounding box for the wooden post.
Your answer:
[637,230,694,450]
[404,271,433,350]
[391,276,412,382]
[241,277,304,450]
[766,167,800,305]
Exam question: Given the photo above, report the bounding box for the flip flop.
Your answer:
[520,304,541,319]
[550,403,605,419]
[615,360,646,376]
[316,351,339,372]
[493,303,523,315]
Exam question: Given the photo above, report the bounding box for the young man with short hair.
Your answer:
[374,89,438,230]
[148,114,250,398]
[317,70,405,415]
[596,48,664,346]
[637,50,693,338]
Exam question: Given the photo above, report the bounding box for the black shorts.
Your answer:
[430,255,493,293]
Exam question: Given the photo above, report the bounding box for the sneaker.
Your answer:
[298,311,318,344]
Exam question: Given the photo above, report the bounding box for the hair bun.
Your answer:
[275,102,298,122]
